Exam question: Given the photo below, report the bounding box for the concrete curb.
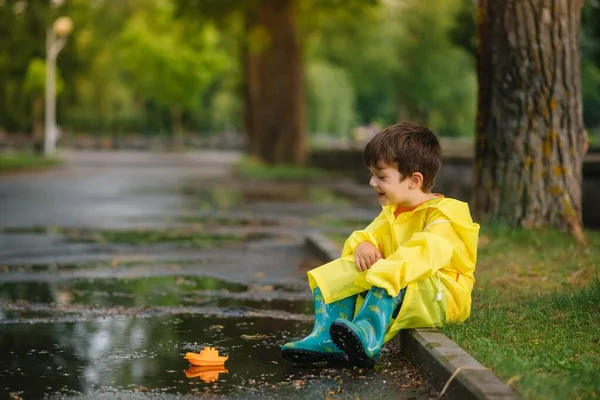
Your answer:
[304,231,520,400]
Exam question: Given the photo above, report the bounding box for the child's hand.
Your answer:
[355,242,383,272]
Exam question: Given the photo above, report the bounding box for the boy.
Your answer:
[281,122,480,367]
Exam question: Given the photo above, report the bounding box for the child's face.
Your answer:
[368,162,413,206]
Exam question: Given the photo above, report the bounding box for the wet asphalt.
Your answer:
[0,150,439,399]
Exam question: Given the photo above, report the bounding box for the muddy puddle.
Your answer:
[0,276,312,314]
[0,315,434,399]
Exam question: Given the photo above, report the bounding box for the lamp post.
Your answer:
[44,16,72,157]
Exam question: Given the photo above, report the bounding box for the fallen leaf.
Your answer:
[251,285,274,292]
[241,334,269,340]
[209,325,224,332]
[506,375,520,386]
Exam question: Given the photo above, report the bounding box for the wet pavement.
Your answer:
[0,150,438,399]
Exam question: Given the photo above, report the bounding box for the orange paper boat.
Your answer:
[184,365,228,383]
[184,347,229,366]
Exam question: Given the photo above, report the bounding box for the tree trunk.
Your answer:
[171,105,183,150]
[256,0,306,165]
[32,96,44,154]
[242,8,262,158]
[474,0,587,237]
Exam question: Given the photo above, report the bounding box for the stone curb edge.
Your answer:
[304,230,520,400]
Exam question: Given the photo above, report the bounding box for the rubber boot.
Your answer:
[281,287,356,364]
[329,286,403,368]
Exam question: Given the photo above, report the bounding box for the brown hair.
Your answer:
[364,122,442,192]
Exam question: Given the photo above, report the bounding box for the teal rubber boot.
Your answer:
[281,287,356,364]
[329,286,403,368]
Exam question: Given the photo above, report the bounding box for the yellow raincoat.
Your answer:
[307,197,480,342]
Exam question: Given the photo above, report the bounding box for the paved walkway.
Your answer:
[0,150,438,399]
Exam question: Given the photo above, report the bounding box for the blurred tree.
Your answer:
[0,0,52,133]
[449,0,477,56]
[581,1,600,139]
[306,0,476,137]
[175,0,305,163]
[302,0,387,128]
[474,0,588,240]
[306,61,356,137]
[176,0,378,164]
[117,0,229,148]
[60,0,137,135]
[391,0,476,137]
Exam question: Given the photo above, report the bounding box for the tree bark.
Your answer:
[474,0,587,237]
[242,8,262,158]
[255,0,306,165]
[171,105,183,150]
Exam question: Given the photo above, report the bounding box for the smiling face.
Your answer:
[368,162,413,206]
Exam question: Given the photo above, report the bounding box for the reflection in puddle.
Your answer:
[0,278,312,315]
[0,276,247,306]
[0,315,310,398]
[185,365,229,383]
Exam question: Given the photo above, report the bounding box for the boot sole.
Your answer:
[281,348,347,365]
[330,321,375,368]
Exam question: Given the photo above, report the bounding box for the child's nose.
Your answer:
[369,175,377,187]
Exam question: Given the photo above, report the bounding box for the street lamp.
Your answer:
[44,16,73,157]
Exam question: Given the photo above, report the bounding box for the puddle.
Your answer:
[0,277,313,316]
[0,277,247,306]
[189,298,313,315]
[0,315,434,399]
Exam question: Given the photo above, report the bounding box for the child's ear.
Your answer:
[410,172,423,189]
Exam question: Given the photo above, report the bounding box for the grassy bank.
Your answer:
[443,226,600,400]
[233,156,334,181]
[0,152,60,173]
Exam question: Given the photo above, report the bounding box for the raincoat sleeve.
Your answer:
[340,210,388,257]
[357,208,468,297]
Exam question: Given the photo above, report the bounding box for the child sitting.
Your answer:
[281,122,480,367]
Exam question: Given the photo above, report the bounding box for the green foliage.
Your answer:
[0,0,51,131]
[306,61,356,137]
[304,0,476,136]
[235,156,332,181]
[582,59,600,133]
[303,0,397,126]
[0,151,60,172]
[2,0,599,141]
[390,0,476,136]
[117,0,230,114]
[23,57,64,96]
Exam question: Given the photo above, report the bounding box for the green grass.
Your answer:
[442,225,600,400]
[234,156,334,181]
[67,229,246,247]
[0,152,60,172]
[2,226,252,249]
